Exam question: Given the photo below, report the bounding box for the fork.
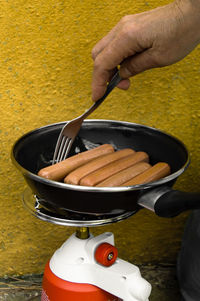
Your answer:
[52,71,122,164]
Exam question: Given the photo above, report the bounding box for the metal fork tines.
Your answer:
[52,71,121,164]
[53,118,83,164]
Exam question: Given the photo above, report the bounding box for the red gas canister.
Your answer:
[42,261,120,301]
[41,231,151,301]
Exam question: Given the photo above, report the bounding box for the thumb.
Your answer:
[120,50,157,78]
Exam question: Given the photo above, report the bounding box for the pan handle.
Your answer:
[138,187,200,218]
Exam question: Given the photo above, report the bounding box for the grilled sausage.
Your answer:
[97,161,151,187]
[121,162,171,186]
[38,144,114,181]
[80,151,149,187]
[64,148,135,185]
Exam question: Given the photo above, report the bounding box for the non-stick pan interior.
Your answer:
[12,120,189,215]
[14,119,188,176]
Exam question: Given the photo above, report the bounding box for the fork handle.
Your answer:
[79,70,122,120]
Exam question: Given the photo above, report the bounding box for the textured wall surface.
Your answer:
[0,0,200,276]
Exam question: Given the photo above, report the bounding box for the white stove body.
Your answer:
[49,232,151,301]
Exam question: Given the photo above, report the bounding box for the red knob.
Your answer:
[95,243,118,267]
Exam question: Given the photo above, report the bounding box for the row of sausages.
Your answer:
[38,144,171,187]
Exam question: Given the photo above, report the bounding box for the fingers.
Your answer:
[91,76,130,102]
[92,23,119,60]
[92,32,139,101]
[92,68,111,101]
[117,79,130,90]
[92,48,156,101]
[120,49,157,78]
[91,1,200,101]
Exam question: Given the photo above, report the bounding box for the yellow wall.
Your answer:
[0,0,200,276]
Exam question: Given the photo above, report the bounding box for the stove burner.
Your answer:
[23,188,137,227]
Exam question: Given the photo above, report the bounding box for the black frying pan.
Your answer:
[11,119,200,217]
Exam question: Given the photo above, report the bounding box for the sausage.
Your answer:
[38,144,114,181]
[97,161,151,187]
[80,151,149,187]
[64,148,135,185]
[121,162,171,186]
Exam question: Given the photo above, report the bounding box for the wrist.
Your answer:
[174,0,200,20]
[174,0,200,43]
[175,0,200,11]
[187,0,200,9]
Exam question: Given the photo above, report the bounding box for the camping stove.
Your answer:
[23,188,152,301]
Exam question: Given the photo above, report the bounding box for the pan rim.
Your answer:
[11,119,190,192]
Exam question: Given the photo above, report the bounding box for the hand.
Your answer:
[91,0,200,101]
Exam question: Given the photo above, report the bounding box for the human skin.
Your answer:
[91,0,200,101]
